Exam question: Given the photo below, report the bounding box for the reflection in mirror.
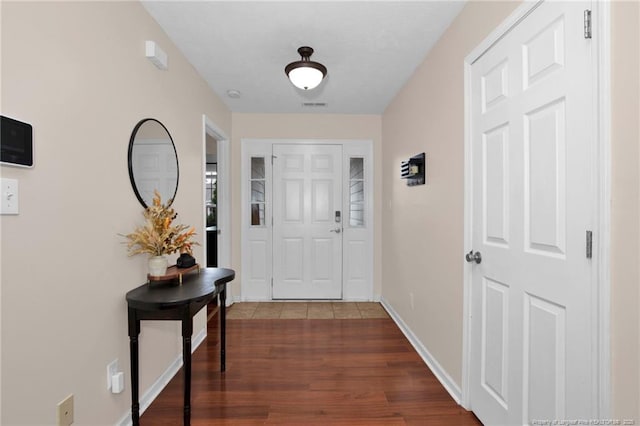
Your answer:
[128,118,179,208]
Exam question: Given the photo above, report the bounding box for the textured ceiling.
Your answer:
[142,1,466,114]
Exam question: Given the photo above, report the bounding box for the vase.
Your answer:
[148,255,168,277]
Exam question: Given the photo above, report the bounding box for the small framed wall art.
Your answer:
[400,152,425,186]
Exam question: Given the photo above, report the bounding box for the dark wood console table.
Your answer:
[126,267,235,425]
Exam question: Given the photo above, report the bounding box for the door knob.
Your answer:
[465,250,482,264]
[329,228,342,234]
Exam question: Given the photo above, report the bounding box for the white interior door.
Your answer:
[468,1,595,424]
[272,144,343,299]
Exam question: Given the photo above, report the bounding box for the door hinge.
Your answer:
[584,9,592,39]
[271,154,277,164]
[586,230,593,259]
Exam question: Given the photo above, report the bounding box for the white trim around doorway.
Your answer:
[202,115,231,279]
[240,138,374,302]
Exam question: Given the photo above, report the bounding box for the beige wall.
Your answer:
[230,113,383,299]
[611,0,640,420]
[381,0,519,390]
[382,0,640,420]
[0,2,230,424]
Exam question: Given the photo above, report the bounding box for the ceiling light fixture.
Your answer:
[285,46,327,90]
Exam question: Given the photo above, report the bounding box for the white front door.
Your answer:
[272,144,343,299]
[468,1,595,424]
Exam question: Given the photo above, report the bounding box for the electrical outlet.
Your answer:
[56,394,74,426]
[107,359,119,390]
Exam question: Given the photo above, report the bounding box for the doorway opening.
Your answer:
[205,136,218,267]
[203,115,230,320]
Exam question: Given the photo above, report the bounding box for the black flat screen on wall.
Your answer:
[1,115,33,168]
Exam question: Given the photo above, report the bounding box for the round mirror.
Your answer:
[128,118,179,208]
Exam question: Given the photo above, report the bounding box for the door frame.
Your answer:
[460,0,611,417]
[241,138,374,301]
[202,115,231,273]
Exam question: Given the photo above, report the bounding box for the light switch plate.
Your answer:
[0,178,18,215]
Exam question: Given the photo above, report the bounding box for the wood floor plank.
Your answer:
[141,313,481,425]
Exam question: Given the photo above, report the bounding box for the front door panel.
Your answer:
[272,144,343,299]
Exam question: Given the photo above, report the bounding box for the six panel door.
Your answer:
[272,144,343,299]
[469,1,595,424]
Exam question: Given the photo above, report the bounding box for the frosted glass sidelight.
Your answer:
[251,157,265,179]
[250,157,266,226]
[349,158,365,227]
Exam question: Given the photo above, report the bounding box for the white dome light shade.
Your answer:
[287,66,325,90]
[285,46,327,91]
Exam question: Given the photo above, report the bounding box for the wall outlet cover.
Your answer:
[107,359,119,390]
[56,394,74,426]
[111,371,125,394]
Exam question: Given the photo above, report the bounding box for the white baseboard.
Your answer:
[233,295,381,302]
[379,297,462,404]
[117,327,208,426]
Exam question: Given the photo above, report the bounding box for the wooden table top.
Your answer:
[126,267,235,311]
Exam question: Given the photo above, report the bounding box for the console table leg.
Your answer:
[183,335,191,425]
[220,286,226,372]
[128,310,141,426]
[182,316,193,426]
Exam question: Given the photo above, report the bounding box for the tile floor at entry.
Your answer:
[226,302,389,319]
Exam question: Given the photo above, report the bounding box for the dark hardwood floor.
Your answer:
[141,311,482,425]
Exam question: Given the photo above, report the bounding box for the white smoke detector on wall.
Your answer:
[145,40,168,70]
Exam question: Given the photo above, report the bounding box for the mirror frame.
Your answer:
[127,118,179,208]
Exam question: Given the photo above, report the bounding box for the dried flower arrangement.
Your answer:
[122,191,198,257]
